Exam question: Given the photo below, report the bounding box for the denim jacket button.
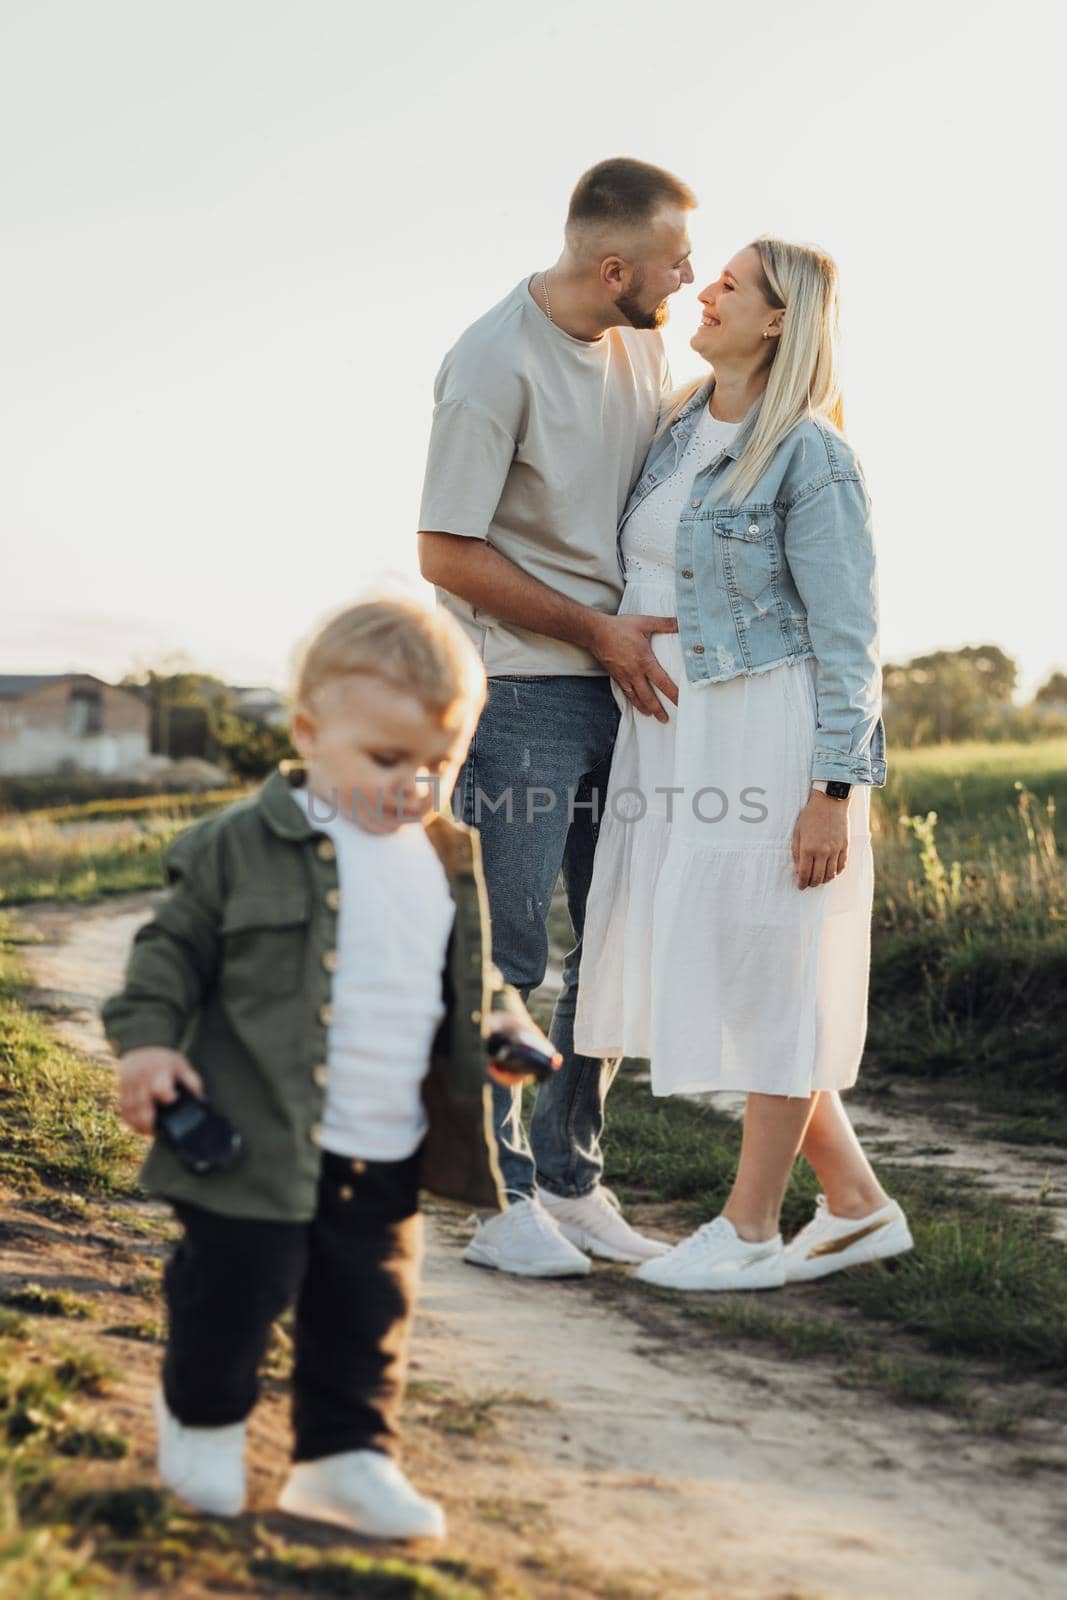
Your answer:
[681,568,693,579]
[693,643,705,654]
[691,499,700,508]
[748,522,760,535]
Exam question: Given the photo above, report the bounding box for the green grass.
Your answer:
[863,748,1067,1123]
[0,1286,96,1323]
[0,932,142,1199]
[248,1545,517,1599]
[1,1338,124,1461]
[866,925,1067,1095]
[878,736,1067,847]
[0,790,242,905]
[21,788,247,826]
[0,819,181,905]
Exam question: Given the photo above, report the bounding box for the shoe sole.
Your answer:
[462,1242,591,1278]
[278,1483,444,1541]
[634,1259,786,1292]
[785,1222,915,1283]
[552,1219,670,1265]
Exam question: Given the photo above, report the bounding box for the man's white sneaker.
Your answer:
[278,1449,445,1541]
[153,1386,246,1517]
[462,1195,591,1277]
[784,1195,914,1283]
[537,1185,670,1264]
[633,1215,785,1292]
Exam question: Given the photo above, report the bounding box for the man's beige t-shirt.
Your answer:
[418,275,670,676]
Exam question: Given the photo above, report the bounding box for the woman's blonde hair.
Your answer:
[290,591,487,724]
[663,237,845,506]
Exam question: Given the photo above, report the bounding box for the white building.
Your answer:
[0,673,151,776]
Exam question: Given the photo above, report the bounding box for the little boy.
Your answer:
[101,596,557,1540]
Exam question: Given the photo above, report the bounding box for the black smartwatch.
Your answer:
[812,780,852,800]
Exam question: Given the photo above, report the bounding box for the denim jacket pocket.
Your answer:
[712,511,778,602]
[221,889,311,999]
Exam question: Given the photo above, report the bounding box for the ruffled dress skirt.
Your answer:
[572,571,876,1099]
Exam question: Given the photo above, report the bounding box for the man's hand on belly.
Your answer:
[585,613,679,723]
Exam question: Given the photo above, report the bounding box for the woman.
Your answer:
[572,238,913,1291]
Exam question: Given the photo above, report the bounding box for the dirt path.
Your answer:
[9,894,1067,1600]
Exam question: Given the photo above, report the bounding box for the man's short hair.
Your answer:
[567,157,697,231]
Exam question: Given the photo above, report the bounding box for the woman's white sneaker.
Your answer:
[153,1386,246,1517]
[633,1215,785,1291]
[536,1184,670,1263]
[462,1195,591,1277]
[784,1195,914,1283]
[278,1449,445,1540]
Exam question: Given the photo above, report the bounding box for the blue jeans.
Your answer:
[454,674,623,1202]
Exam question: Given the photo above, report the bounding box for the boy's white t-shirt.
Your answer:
[290,784,456,1163]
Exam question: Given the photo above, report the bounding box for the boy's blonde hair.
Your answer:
[290,594,487,724]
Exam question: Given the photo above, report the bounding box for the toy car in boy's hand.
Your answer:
[484,1026,563,1085]
[155,1083,244,1176]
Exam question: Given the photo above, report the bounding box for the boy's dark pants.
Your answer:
[161,1148,423,1461]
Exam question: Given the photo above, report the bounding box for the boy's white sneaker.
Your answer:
[633,1215,786,1292]
[536,1184,670,1263]
[785,1195,914,1283]
[462,1195,591,1277]
[153,1386,246,1517]
[278,1449,445,1540]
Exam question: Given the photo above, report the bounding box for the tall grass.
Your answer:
[867,771,1067,1106]
[880,737,1067,847]
[874,782,1064,938]
[0,790,244,904]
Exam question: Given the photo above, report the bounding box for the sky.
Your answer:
[2,0,1062,700]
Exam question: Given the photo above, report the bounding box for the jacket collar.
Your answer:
[257,760,477,877]
[256,761,317,841]
[671,376,763,461]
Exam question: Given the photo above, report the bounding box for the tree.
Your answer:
[882,645,1017,746]
[1035,671,1067,707]
[213,711,295,779]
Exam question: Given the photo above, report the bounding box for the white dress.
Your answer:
[572,404,876,1098]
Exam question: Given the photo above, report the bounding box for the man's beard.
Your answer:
[615,270,670,331]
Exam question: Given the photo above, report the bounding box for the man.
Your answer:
[417,156,696,1277]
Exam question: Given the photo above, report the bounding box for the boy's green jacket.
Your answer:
[100,760,534,1220]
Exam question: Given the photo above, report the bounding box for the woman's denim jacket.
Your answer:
[617,378,887,787]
